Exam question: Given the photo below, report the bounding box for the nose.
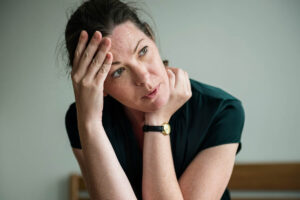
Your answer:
[133,65,153,90]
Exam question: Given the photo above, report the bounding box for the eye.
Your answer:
[111,67,125,78]
[139,46,148,57]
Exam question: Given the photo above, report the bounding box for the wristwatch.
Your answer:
[143,122,171,135]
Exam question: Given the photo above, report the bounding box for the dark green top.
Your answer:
[65,78,245,200]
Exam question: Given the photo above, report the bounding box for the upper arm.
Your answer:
[178,99,245,199]
[178,143,239,200]
[199,100,245,154]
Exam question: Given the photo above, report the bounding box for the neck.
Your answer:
[123,106,145,129]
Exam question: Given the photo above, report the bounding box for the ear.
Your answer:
[163,60,169,67]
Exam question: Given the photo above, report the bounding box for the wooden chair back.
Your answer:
[69,163,300,200]
[69,173,89,200]
[228,162,300,200]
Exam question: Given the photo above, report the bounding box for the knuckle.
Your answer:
[179,92,185,98]
[81,78,90,87]
[75,49,80,58]
[83,50,89,59]
[90,82,99,90]
[91,59,100,68]
[179,69,185,74]
[173,68,180,74]
[94,80,103,89]
[98,67,106,74]
[71,74,80,83]
[183,93,190,100]
[95,78,102,86]
[186,90,191,96]
[99,64,109,74]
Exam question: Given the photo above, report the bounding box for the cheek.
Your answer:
[105,80,134,99]
[104,80,119,95]
[148,55,167,75]
[159,66,169,81]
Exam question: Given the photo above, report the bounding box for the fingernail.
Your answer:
[104,38,110,46]
[94,31,100,39]
[80,30,84,38]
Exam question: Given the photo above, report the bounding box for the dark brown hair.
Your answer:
[64,0,157,69]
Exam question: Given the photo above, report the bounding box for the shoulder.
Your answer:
[187,79,245,154]
[182,79,245,127]
[190,78,239,101]
[188,78,243,113]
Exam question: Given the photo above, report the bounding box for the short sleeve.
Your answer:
[201,100,245,155]
[65,103,82,149]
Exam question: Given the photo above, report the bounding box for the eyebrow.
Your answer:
[112,38,144,66]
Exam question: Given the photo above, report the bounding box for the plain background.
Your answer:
[0,0,299,199]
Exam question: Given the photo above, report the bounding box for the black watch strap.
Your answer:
[143,125,164,132]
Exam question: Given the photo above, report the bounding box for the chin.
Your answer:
[146,91,170,112]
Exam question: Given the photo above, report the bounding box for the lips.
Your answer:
[143,84,160,98]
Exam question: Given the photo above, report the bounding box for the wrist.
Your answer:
[78,119,104,132]
[144,116,170,126]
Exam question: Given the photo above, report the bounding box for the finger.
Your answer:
[173,69,185,89]
[166,67,179,86]
[167,68,175,89]
[183,71,190,94]
[76,31,102,80]
[95,52,113,85]
[84,38,111,81]
[72,30,88,72]
[181,70,188,92]
[166,67,187,90]
[185,71,191,93]
[166,66,176,71]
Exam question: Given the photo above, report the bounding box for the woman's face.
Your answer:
[103,21,170,112]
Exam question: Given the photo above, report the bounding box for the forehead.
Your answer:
[108,21,146,59]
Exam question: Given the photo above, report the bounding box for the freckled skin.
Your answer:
[103,21,170,120]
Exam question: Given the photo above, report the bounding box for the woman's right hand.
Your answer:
[71,30,112,127]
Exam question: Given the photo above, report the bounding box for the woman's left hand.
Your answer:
[144,67,192,125]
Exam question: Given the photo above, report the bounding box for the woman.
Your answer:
[64,0,245,199]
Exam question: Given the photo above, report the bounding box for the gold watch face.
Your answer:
[162,123,171,135]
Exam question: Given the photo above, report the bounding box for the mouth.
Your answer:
[143,83,160,99]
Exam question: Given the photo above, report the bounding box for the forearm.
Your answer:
[78,121,137,200]
[142,132,184,200]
